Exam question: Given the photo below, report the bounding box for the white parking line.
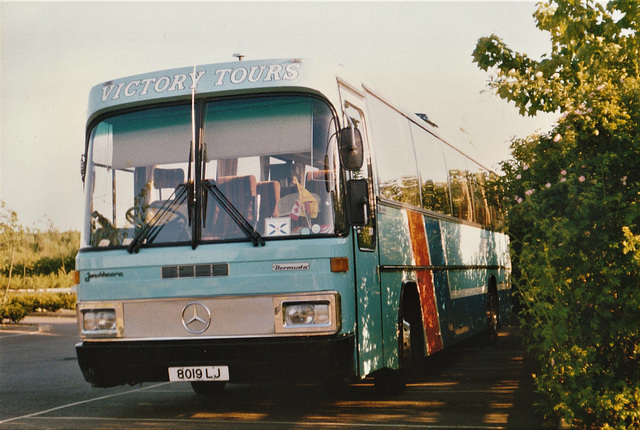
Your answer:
[0,382,172,425]
[1,382,513,429]
[0,332,34,339]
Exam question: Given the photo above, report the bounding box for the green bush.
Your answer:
[0,292,77,324]
[1,272,76,290]
[57,292,77,311]
[500,129,640,428]
[474,0,640,427]
[0,302,29,323]
[1,204,80,324]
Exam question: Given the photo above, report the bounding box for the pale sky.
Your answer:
[0,1,558,232]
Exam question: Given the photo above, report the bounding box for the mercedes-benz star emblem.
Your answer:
[181,302,211,334]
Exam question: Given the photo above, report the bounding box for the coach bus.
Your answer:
[75,58,511,395]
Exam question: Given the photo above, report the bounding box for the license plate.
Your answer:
[168,366,229,382]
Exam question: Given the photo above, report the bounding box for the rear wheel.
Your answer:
[484,287,499,345]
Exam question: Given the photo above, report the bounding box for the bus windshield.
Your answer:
[83,95,346,249]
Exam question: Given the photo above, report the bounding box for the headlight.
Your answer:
[274,293,340,335]
[82,308,117,335]
[284,302,331,326]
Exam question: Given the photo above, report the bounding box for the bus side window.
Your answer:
[442,146,474,223]
[466,163,492,228]
[486,172,505,231]
[366,96,420,207]
[410,123,452,216]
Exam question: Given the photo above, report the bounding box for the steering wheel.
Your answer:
[125,206,146,227]
[125,204,188,227]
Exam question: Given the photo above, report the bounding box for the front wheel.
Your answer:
[374,367,404,395]
[190,381,226,397]
[375,295,424,395]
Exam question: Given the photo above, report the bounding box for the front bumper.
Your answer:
[76,334,355,387]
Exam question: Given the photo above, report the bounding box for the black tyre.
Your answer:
[374,290,425,395]
[484,287,499,345]
[190,381,226,397]
[403,296,426,376]
[374,367,405,395]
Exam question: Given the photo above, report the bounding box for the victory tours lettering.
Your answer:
[101,62,301,102]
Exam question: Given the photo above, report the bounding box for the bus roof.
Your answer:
[86,57,493,173]
[86,58,343,125]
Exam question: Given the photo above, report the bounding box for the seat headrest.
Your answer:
[153,168,184,189]
[257,181,281,199]
[217,175,257,195]
[306,170,332,183]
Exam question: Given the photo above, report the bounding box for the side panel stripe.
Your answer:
[406,210,443,354]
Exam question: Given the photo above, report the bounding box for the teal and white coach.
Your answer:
[75,58,511,395]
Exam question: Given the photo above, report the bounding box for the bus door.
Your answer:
[338,82,383,377]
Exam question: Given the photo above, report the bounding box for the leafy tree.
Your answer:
[0,202,79,323]
[473,0,640,427]
[1,202,25,306]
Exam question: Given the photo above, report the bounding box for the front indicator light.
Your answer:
[330,257,349,273]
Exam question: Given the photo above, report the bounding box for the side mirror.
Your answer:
[339,126,364,171]
[347,179,369,226]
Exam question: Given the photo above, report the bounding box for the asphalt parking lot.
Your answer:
[1,313,544,429]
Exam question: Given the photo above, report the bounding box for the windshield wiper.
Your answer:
[201,180,265,247]
[127,184,189,253]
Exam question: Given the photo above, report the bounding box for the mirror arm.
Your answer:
[350,126,358,152]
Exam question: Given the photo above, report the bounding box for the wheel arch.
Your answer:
[399,279,420,321]
[399,279,427,358]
